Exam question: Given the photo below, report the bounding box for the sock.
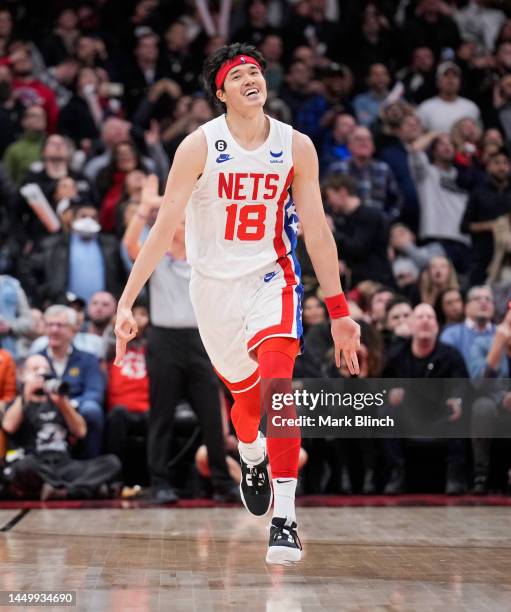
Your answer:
[238,433,265,466]
[272,477,297,521]
[257,338,301,484]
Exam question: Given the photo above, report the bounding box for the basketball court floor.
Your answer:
[0,500,510,611]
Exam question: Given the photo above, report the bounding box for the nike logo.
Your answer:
[270,150,283,158]
[276,479,292,484]
[264,271,277,282]
[216,153,233,163]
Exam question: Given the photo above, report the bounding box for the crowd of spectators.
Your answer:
[0,0,511,500]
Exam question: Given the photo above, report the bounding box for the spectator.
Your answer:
[380,113,423,231]
[434,288,465,329]
[417,62,480,133]
[2,353,120,500]
[39,305,105,459]
[454,0,506,53]
[461,148,511,284]
[10,45,59,133]
[123,175,239,503]
[41,7,81,67]
[0,348,16,408]
[328,126,402,221]
[440,285,496,378]
[409,131,471,273]
[23,201,125,307]
[123,32,170,116]
[353,63,391,128]
[279,60,316,125]
[3,104,46,186]
[232,0,274,48]
[382,303,468,494]
[319,112,354,171]
[324,174,394,287]
[383,295,413,355]
[17,307,45,360]
[0,64,24,157]
[396,46,436,105]
[0,273,32,359]
[106,300,149,482]
[368,286,395,331]
[389,223,446,271]
[419,255,459,306]
[96,140,147,232]
[57,68,102,147]
[259,34,284,93]
[403,0,461,59]
[162,21,197,93]
[302,294,327,335]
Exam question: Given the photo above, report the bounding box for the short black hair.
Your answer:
[202,42,266,111]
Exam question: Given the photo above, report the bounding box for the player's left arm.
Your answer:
[291,130,361,374]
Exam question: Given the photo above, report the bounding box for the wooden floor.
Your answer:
[1,506,511,611]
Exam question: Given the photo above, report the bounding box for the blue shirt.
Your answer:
[440,321,496,378]
[68,233,105,303]
[353,91,386,127]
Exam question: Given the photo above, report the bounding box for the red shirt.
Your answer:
[107,345,149,413]
[13,78,59,133]
[100,171,125,232]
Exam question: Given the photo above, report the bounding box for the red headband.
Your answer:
[215,55,262,90]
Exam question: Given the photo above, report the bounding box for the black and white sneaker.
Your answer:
[266,517,302,564]
[239,453,273,516]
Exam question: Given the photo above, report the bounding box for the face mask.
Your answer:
[71,217,101,238]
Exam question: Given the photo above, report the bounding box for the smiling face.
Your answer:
[217,62,267,112]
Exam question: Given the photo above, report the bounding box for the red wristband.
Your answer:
[324,293,350,319]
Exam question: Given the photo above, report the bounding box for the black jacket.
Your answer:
[20,232,125,308]
[331,203,395,288]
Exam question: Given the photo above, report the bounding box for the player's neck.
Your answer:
[224,109,269,150]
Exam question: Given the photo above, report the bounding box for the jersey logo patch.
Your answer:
[270,150,283,164]
[216,153,233,163]
[270,150,283,158]
[264,271,277,282]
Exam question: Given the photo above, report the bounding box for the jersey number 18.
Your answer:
[224,204,266,241]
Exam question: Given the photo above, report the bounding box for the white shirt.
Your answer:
[417,96,480,133]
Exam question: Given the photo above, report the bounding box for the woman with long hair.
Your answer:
[419,256,459,306]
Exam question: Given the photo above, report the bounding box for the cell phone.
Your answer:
[102,82,124,97]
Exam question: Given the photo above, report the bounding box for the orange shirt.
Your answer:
[0,349,16,403]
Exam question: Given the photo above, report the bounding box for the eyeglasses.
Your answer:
[468,295,493,303]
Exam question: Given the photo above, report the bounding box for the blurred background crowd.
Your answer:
[0,0,510,501]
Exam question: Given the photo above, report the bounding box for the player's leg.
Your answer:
[257,337,302,564]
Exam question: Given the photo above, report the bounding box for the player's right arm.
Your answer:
[114,129,207,365]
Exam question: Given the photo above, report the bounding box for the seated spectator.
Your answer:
[39,305,105,459]
[466,306,511,493]
[379,113,423,231]
[17,307,45,360]
[259,34,284,93]
[96,140,147,232]
[392,257,420,304]
[409,131,471,273]
[328,126,402,221]
[0,274,32,359]
[10,45,59,133]
[0,64,24,158]
[31,291,116,360]
[3,104,46,186]
[389,223,446,271]
[19,134,92,247]
[383,303,468,495]
[403,0,461,60]
[324,174,394,287]
[461,149,511,285]
[57,67,102,147]
[491,73,511,149]
[106,300,149,482]
[434,288,465,329]
[302,294,327,335]
[382,295,412,356]
[319,112,354,172]
[440,285,496,378]
[417,61,480,133]
[162,21,197,93]
[278,60,316,125]
[2,354,120,500]
[353,63,391,128]
[419,255,459,306]
[396,46,436,105]
[23,201,125,307]
[368,286,395,331]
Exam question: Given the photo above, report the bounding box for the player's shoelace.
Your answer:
[246,462,268,491]
[270,517,302,549]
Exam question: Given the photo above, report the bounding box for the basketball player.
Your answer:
[114,43,360,565]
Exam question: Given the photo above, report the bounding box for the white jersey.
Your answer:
[185,114,299,280]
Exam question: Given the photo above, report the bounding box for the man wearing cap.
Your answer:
[417,61,480,133]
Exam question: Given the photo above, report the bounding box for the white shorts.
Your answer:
[189,257,303,392]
